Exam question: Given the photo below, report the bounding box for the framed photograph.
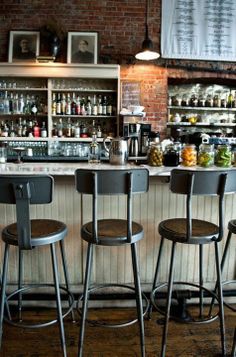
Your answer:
[8,30,40,63]
[67,32,98,64]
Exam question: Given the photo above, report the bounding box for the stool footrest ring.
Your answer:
[4,283,74,329]
[150,281,220,324]
[77,283,149,328]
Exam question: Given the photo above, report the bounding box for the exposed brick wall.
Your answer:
[0,0,236,138]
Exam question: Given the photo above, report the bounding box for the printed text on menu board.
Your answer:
[161,0,236,61]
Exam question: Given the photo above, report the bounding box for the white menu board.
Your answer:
[161,0,236,61]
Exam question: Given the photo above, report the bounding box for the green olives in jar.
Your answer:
[215,144,232,167]
[148,144,163,166]
[198,144,215,167]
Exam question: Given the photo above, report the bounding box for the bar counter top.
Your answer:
[0,162,234,176]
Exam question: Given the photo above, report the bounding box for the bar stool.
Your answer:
[149,169,236,357]
[75,168,149,357]
[0,175,74,357]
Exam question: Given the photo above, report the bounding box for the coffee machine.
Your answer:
[122,115,152,157]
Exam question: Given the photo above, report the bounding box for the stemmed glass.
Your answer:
[13,147,26,164]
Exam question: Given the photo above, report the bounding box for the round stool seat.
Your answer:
[81,219,144,246]
[159,218,219,244]
[2,219,67,247]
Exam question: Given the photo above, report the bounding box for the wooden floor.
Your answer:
[1,304,235,357]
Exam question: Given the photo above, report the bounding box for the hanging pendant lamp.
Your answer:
[135,0,160,61]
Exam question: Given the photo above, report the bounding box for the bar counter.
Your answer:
[0,162,235,299]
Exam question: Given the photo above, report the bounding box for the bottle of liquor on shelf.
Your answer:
[18,93,25,114]
[3,91,10,114]
[98,95,103,115]
[65,117,72,137]
[106,96,112,115]
[80,96,86,115]
[52,121,58,137]
[22,119,27,137]
[0,92,4,114]
[92,95,98,115]
[40,121,47,138]
[227,90,233,108]
[17,117,23,137]
[66,93,71,115]
[75,95,81,115]
[86,96,92,115]
[27,119,34,137]
[52,93,57,115]
[2,123,9,137]
[56,93,61,115]
[12,93,19,114]
[24,94,31,115]
[9,121,16,137]
[97,125,102,138]
[71,92,76,115]
[57,117,64,137]
[102,96,107,115]
[74,121,81,138]
[31,102,38,116]
[33,120,40,137]
[61,93,66,115]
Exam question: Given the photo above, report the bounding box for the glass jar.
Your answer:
[181,144,197,167]
[148,143,163,166]
[215,144,232,167]
[163,143,180,166]
[198,144,215,167]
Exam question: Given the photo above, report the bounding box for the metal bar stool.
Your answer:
[149,169,236,357]
[0,175,74,357]
[75,168,149,357]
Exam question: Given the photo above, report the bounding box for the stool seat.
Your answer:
[2,219,67,247]
[82,219,143,246]
[159,218,219,244]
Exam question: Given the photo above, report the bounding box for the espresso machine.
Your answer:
[122,115,152,157]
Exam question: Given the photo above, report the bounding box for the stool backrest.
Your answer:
[75,168,149,244]
[170,169,236,242]
[0,175,54,249]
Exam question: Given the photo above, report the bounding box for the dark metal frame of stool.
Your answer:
[149,169,236,357]
[0,175,74,357]
[209,219,236,314]
[75,168,149,357]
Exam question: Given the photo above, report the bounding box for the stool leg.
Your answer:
[148,236,164,319]
[18,249,23,322]
[78,242,94,357]
[199,244,204,318]
[161,241,176,357]
[231,328,236,357]
[215,241,226,356]
[59,240,75,323]
[209,230,232,316]
[131,243,145,357]
[0,244,10,348]
[50,243,67,357]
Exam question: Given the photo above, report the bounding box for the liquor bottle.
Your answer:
[2,123,9,137]
[227,90,233,108]
[106,96,112,115]
[80,96,86,115]
[98,95,103,115]
[56,93,61,115]
[3,91,10,114]
[61,93,66,115]
[24,94,31,115]
[52,121,58,137]
[86,96,92,115]
[17,117,23,137]
[57,118,64,137]
[31,103,38,115]
[74,121,81,138]
[97,125,102,138]
[102,96,107,115]
[71,92,76,115]
[19,93,25,114]
[40,121,47,138]
[52,93,57,115]
[92,95,98,115]
[0,92,4,114]
[12,93,19,114]
[88,131,100,163]
[66,93,71,115]
[65,117,72,137]
[75,95,81,115]
[27,119,34,137]
[9,121,16,137]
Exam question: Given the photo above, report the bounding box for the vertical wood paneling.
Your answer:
[0,175,235,294]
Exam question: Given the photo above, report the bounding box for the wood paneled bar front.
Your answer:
[0,162,235,303]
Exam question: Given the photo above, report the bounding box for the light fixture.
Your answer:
[135,0,160,61]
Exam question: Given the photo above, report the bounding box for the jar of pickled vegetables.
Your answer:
[215,144,232,167]
[198,144,215,167]
[163,144,180,166]
[148,143,163,166]
[181,144,197,167]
